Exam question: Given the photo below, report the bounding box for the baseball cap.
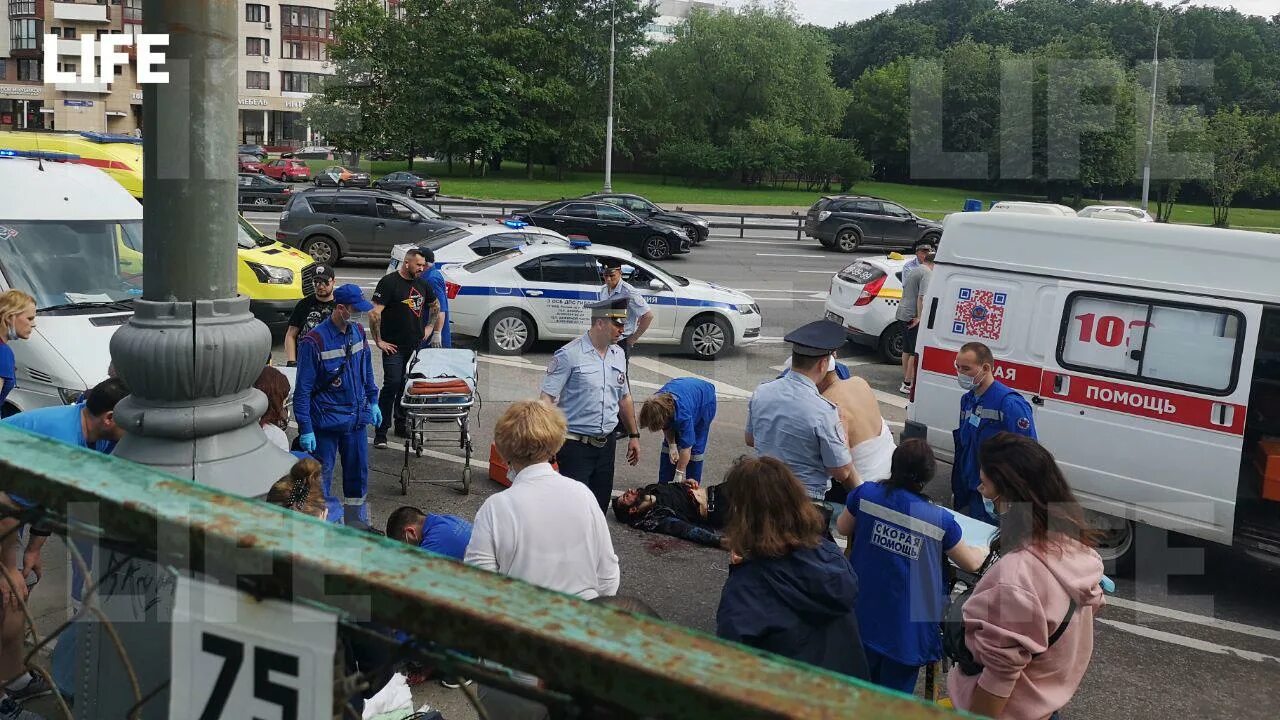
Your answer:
[313,264,335,283]
[333,283,374,311]
[417,247,436,264]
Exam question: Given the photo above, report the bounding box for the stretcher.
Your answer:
[399,348,478,494]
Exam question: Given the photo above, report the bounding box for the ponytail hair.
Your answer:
[266,458,326,518]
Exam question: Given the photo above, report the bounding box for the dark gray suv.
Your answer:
[804,195,941,253]
[276,188,463,264]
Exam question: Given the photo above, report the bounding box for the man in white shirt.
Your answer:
[465,400,620,599]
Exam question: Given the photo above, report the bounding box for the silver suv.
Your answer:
[276,188,464,264]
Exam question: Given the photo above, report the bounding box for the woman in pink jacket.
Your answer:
[949,433,1105,720]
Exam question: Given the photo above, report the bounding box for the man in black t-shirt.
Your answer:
[285,263,336,367]
[369,248,440,447]
[610,481,729,548]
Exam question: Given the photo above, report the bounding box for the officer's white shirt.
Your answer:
[464,462,621,600]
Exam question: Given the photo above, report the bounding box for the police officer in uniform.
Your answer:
[747,320,858,525]
[540,297,641,510]
[294,283,382,526]
[598,257,653,361]
[951,340,1037,524]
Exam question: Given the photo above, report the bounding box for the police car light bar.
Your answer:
[0,149,81,162]
[502,219,529,229]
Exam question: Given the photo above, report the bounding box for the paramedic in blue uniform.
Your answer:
[418,247,451,349]
[638,377,716,485]
[836,439,989,693]
[540,297,641,511]
[746,320,858,520]
[598,257,653,361]
[386,505,472,561]
[294,283,382,526]
[952,341,1037,524]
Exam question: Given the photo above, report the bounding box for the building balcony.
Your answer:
[53,2,111,23]
[56,38,85,56]
[55,81,111,93]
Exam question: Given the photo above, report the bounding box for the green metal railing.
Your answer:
[0,423,964,719]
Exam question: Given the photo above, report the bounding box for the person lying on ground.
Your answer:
[611,480,730,549]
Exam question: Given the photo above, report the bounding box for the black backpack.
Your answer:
[942,554,1078,676]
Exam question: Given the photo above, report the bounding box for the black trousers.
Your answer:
[557,435,617,511]
[378,345,415,434]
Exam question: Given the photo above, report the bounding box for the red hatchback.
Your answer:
[262,158,311,182]
[237,154,263,173]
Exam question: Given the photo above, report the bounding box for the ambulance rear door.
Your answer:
[1035,282,1260,545]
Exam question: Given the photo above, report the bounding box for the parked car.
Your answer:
[581,193,710,244]
[262,158,312,182]
[276,188,463,264]
[238,144,267,160]
[387,221,572,273]
[238,173,294,206]
[804,195,942,253]
[283,146,336,160]
[1078,205,1155,222]
[372,171,441,198]
[314,165,371,188]
[988,201,1077,216]
[238,154,264,173]
[443,240,760,358]
[510,200,692,261]
[823,253,910,362]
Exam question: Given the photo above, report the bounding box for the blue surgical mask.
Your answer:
[982,496,997,517]
[957,373,978,391]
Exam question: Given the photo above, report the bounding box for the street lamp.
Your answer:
[603,0,616,193]
[1140,0,1191,213]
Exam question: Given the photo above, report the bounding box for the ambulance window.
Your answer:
[1059,293,1242,394]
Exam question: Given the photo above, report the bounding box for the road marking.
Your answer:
[1097,618,1280,664]
[284,423,490,470]
[628,356,754,399]
[795,270,836,274]
[479,353,532,364]
[1105,596,1280,643]
[734,288,831,295]
[753,297,827,303]
[756,253,825,259]
[473,354,748,401]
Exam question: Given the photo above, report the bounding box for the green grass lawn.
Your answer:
[296,157,1280,230]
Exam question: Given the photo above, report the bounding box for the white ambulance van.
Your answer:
[0,150,139,416]
[903,212,1280,571]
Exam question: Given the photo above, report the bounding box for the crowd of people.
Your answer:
[0,244,1108,719]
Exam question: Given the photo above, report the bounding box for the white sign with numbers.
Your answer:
[170,576,336,720]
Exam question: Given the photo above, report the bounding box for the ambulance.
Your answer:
[0,130,143,199]
[903,212,1280,571]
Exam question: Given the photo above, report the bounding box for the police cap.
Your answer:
[589,297,629,320]
[599,257,624,270]
[784,320,847,356]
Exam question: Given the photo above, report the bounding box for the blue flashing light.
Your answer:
[502,219,529,229]
[569,239,592,249]
[78,131,142,145]
[0,149,81,162]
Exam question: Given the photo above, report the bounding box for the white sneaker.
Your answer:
[899,382,912,394]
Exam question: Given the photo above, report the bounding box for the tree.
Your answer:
[1205,107,1256,227]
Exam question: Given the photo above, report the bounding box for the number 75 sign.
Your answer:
[170,577,335,720]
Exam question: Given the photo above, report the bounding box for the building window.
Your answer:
[0,59,7,81]
[246,37,269,56]
[283,40,327,61]
[246,71,269,90]
[123,0,142,23]
[64,26,76,39]
[246,4,270,23]
[8,1,37,17]
[10,18,40,50]
[17,58,40,81]
[281,71,323,93]
[281,5,333,39]
[49,27,61,38]
[57,62,76,74]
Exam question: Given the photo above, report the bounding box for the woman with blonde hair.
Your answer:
[0,290,36,408]
[265,458,327,520]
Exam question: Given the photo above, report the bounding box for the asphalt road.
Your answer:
[237,213,1280,719]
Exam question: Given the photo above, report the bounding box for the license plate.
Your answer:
[825,311,841,323]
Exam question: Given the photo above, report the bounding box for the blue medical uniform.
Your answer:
[0,340,15,407]
[654,377,717,484]
[418,514,472,561]
[846,481,962,693]
[295,317,379,525]
[748,372,851,500]
[952,380,1036,524]
[423,266,451,348]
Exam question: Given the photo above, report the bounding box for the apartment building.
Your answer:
[0,0,335,147]
[645,0,725,44]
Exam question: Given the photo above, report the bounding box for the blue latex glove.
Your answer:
[299,432,316,453]
[370,404,383,428]
[1100,575,1116,594]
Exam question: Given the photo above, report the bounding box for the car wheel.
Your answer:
[252,196,270,206]
[642,235,672,261]
[486,309,535,355]
[835,228,861,253]
[818,235,836,249]
[878,321,906,363]
[921,232,941,248]
[683,315,731,360]
[682,224,702,244]
[1090,514,1136,577]
[302,235,339,264]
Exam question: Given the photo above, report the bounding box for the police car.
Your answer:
[443,240,761,359]
[386,220,571,273]
[823,253,910,362]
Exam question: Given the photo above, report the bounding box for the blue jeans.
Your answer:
[377,346,415,435]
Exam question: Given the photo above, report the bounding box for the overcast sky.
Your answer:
[719,1,1280,27]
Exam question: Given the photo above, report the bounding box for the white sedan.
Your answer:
[1077,205,1155,222]
[387,221,571,273]
[823,253,909,362]
[442,241,761,359]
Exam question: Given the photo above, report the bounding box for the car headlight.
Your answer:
[694,218,709,228]
[246,262,294,285]
[675,228,691,238]
[737,303,759,315]
[57,386,84,405]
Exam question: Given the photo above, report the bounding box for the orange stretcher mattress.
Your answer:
[406,379,472,396]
